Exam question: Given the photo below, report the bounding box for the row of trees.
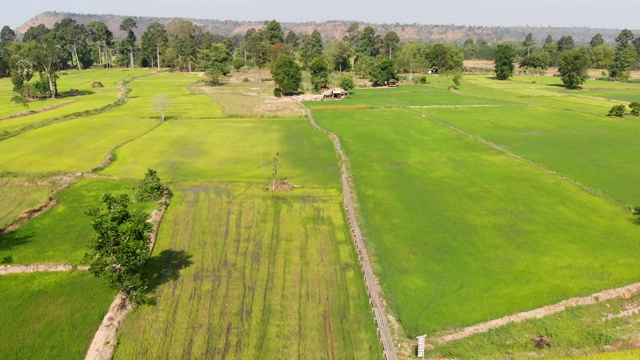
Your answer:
[2,19,640,97]
[493,29,640,88]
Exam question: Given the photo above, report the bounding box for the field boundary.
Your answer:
[0,99,78,121]
[297,100,398,360]
[0,262,89,275]
[433,281,640,344]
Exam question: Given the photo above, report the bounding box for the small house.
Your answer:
[386,79,398,87]
[322,88,349,100]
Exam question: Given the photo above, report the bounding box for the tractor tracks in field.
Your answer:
[296,100,398,360]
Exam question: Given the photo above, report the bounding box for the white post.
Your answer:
[416,334,427,358]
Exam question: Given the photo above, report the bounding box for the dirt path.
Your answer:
[296,100,398,360]
[434,282,640,344]
[0,100,79,121]
[84,196,170,360]
[0,262,79,275]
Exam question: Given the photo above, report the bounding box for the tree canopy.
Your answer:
[494,43,517,80]
[84,193,153,304]
[271,53,301,95]
[558,48,591,89]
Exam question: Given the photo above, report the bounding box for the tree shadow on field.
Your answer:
[143,249,193,302]
[0,230,33,253]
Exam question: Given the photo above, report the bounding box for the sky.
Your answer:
[1,0,639,30]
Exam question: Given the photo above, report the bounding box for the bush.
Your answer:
[273,87,282,97]
[339,76,355,91]
[91,81,104,88]
[630,102,640,116]
[132,169,165,203]
[608,105,626,117]
[418,76,428,84]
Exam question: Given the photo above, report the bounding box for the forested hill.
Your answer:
[16,11,639,45]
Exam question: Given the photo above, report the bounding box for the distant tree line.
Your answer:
[1,18,639,97]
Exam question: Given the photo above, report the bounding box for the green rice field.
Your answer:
[3,67,640,359]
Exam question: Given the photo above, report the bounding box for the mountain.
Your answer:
[15,11,639,45]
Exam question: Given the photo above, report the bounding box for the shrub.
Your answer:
[339,76,355,91]
[418,76,428,84]
[132,169,165,203]
[608,105,626,117]
[630,102,640,116]
[91,81,104,88]
[273,87,282,97]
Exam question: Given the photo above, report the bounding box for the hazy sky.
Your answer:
[2,0,639,30]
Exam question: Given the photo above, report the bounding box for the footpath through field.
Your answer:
[297,100,398,360]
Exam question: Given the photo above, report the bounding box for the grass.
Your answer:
[418,100,640,206]
[114,183,381,359]
[313,107,640,337]
[0,271,115,360]
[0,69,153,137]
[0,178,156,265]
[305,83,511,108]
[429,292,640,359]
[191,68,304,118]
[103,117,340,186]
[0,176,55,229]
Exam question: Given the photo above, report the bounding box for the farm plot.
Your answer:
[0,176,55,229]
[0,178,156,265]
[0,271,115,360]
[0,69,153,137]
[419,106,640,205]
[0,113,157,173]
[114,183,381,359]
[431,290,640,359]
[103,117,339,186]
[313,107,640,336]
[305,84,511,109]
[104,72,224,120]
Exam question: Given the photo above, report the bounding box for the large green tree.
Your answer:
[429,43,463,72]
[84,193,153,304]
[558,48,591,89]
[87,21,113,68]
[22,35,63,98]
[494,43,517,80]
[397,41,428,80]
[326,40,352,71]
[368,57,396,85]
[0,26,16,43]
[309,56,330,91]
[382,31,400,58]
[271,53,301,95]
[557,35,575,52]
[120,18,137,68]
[265,20,284,46]
[590,33,604,48]
[141,22,168,69]
[609,29,636,80]
[23,24,50,43]
[52,18,88,70]
[167,18,202,71]
[521,33,535,56]
[300,29,323,67]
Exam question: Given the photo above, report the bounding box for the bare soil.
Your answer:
[0,262,74,275]
[267,180,293,192]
